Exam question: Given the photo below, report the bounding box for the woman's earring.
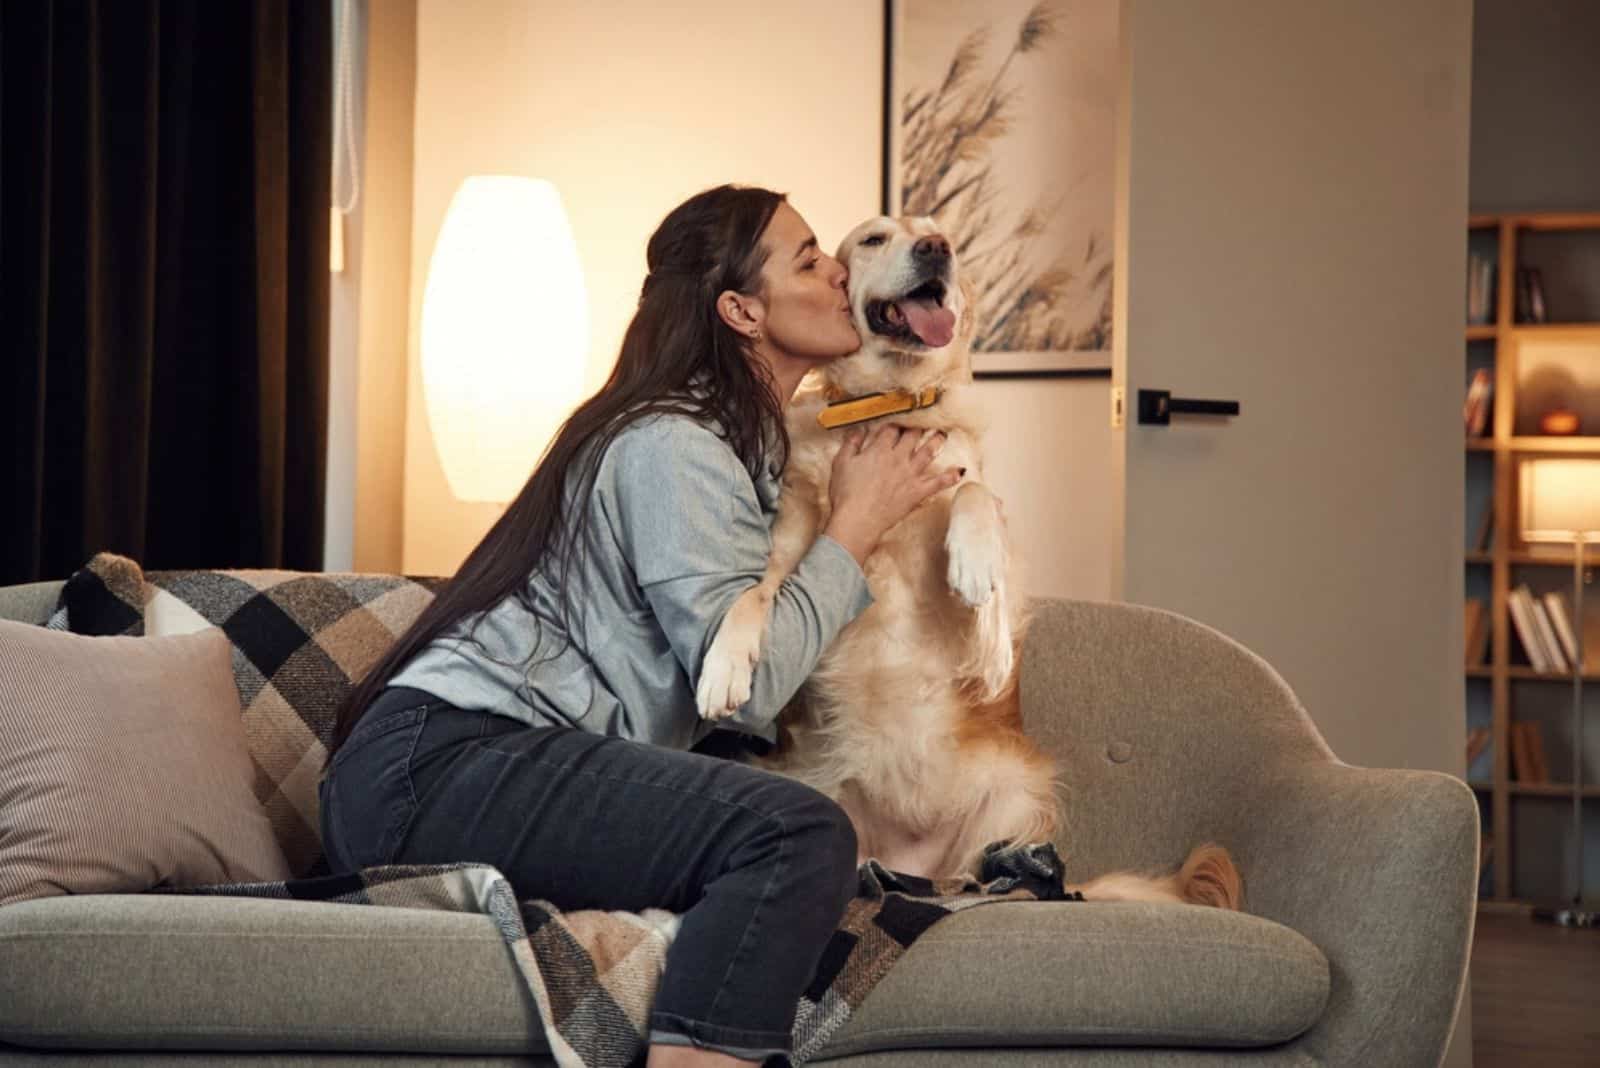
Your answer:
[751,330,762,342]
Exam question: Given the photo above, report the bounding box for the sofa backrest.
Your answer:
[3,574,1339,885]
[1017,599,1335,882]
[0,581,63,626]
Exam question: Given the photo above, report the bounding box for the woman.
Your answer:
[319,184,959,1068]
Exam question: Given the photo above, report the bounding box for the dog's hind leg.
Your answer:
[941,744,1060,878]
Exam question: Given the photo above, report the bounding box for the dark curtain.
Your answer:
[2,0,332,585]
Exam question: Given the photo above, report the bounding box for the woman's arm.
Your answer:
[603,417,871,732]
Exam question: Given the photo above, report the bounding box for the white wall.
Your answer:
[405,0,877,574]
[977,378,1114,602]
[402,0,1116,597]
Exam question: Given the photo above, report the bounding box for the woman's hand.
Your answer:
[823,423,962,565]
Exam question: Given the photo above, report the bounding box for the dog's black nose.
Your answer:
[913,235,951,261]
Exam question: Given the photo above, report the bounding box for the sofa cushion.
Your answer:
[0,895,1326,1055]
[0,623,290,906]
[823,902,1330,1055]
[60,553,442,877]
[0,894,545,1055]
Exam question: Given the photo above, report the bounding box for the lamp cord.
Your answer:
[332,0,360,215]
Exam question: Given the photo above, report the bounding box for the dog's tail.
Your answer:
[1175,842,1244,910]
[1068,843,1244,911]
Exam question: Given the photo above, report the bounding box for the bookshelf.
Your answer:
[1464,211,1600,907]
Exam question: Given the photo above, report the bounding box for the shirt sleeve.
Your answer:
[604,417,873,732]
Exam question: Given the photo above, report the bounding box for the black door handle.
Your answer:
[1136,389,1241,426]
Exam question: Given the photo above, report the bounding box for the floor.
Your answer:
[1469,908,1600,1067]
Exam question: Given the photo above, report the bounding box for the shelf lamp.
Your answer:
[421,176,588,503]
[1519,457,1600,928]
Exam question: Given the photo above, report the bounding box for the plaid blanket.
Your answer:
[164,846,1078,1067]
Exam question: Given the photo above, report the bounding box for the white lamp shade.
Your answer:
[421,176,588,503]
[1519,458,1600,543]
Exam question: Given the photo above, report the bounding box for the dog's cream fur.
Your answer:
[698,215,1241,909]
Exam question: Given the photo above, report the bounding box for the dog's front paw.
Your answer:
[696,614,762,721]
[946,521,1004,608]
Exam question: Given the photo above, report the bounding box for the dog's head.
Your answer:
[823,215,973,397]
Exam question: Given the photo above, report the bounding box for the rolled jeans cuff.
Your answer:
[649,1011,790,1062]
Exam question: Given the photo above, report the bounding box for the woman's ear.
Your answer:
[716,290,766,340]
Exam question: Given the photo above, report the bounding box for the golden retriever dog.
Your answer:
[697,214,1241,909]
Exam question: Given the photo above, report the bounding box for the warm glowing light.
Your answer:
[1520,458,1600,543]
[421,176,588,502]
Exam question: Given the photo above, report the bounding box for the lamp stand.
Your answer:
[1533,535,1598,929]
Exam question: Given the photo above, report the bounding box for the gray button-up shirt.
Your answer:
[389,412,872,750]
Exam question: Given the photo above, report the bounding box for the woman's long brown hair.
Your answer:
[326,184,789,762]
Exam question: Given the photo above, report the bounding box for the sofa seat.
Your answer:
[0,893,1327,1057]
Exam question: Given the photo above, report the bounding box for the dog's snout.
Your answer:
[913,235,951,262]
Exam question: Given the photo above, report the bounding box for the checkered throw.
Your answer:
[161,848,1076,1066]
[53,552,1083,1066]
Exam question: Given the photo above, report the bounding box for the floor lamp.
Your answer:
[421,176,588,505]
[1519,458,1600,929]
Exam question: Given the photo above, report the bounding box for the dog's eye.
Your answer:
[859,234,887,247]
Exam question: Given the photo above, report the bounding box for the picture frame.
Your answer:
[881,0,1116,378]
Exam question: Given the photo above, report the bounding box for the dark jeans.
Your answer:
[318,687,858,1062]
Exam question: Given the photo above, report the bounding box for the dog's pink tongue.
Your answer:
[902,298,955,348]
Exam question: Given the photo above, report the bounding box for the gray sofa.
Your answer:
[0,578,1477,1066]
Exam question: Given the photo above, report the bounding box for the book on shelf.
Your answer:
[1530,592,1569,674]
[1508,586,1550,671]
[1463,369,1493,438]
[1508,585,1571,673]
[1512,266,1552,324]
[1471,501,1495,553]
[1541,591,1581,669]
[1466,725,1491,766]
[1526,267,1548,324]
[1479,833,1493,876]
[1510,721,1550,784]
[1464,598,1490,666]
[1466,252,1496,325]
[1513,267,1552,324]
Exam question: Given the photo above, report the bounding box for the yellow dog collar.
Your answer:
[816,386,943,430]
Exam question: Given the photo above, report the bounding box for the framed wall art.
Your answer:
[883,0,1116,377]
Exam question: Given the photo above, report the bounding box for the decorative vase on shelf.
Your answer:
[1539,409,1582,436]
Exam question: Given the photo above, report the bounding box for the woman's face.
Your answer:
[751,203,860,361]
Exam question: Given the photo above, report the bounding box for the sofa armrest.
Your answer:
[1239,763,1477,1066]
[1017,598,1475,1066]
[0,581,63,626]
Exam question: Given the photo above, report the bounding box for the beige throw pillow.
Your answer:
[0,621,290,906]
